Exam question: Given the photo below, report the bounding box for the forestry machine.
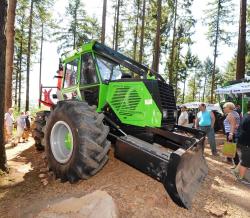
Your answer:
[32,41,208,209]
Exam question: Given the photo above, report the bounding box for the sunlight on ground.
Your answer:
[0,190,8,201]
[16,162,33,174]
[0,139,35,188]
[6,139,34,160]
[206,156,226,166]
[0,161,33,187]
[212,176,249,199]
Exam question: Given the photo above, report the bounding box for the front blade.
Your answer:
[164,145,208,209]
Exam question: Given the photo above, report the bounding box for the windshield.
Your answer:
[96,55,135,81]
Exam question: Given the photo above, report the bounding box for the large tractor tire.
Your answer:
[45,101,111,183]
[32,111,50,151]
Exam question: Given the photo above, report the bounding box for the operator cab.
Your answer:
[62,52,142,107]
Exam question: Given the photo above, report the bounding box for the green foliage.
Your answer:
[14,0,55,111]
[223,42,250,83]
[203,0,235,102]
[223,55,236,81]
[203,0,235,47]
[55,0,101,53]
[165,0,196,98]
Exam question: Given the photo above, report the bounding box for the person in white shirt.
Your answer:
[178,106,189,127]
[4,108,14,142]
[15,112,26,143]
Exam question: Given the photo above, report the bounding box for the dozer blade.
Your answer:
[114,129,208,209]
[164,143,208,209]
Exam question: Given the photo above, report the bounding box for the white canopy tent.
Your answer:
[216,82,250,94]
[216,82,250,114]
[180,102,223,114]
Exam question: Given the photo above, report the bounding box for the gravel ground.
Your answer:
[0,134,249,218]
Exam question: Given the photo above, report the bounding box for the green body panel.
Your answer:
[97,84,109,112]
[60,41,163,127]
[106,81,162,127]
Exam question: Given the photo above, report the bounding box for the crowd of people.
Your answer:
[178,102,250,186]
[4,108,32,145]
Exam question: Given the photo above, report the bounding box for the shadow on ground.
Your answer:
[0,134,249,218]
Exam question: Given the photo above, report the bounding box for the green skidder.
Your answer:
[34,41,208,209]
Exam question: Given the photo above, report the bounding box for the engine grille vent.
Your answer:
[110,87,141,117]
[158,81,177,126]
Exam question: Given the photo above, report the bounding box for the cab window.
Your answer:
[64,59,79,88]
[81,53,99,85]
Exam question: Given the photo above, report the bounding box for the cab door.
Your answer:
[79,53,100,106]
[62,57,81,100]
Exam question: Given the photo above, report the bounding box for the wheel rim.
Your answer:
[50,121,74,164]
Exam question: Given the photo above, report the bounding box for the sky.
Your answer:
[29,0,240,104]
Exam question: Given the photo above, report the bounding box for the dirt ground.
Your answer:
[0,134,250,218]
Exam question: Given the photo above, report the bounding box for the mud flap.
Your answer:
[164,145,208,209]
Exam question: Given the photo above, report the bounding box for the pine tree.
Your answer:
[101,0,107,44]
[168,0,195,85]
[35,0,55,107]
[55,0,100,53]
[14,0,29,111]
[5,0,17,111]
[139,0,146,63]
[114,0,121,51]
[25,0,34,111]
[133,0,141,60]
[203,0,235,103]
[0,0,8,172]
[236,0,247,80]
[152,0,162,72]
[202,57,213,102]
[169,0,178,85]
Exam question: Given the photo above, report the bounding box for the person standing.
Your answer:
[235,104,243,120]
[195,103,218,155]
[4,108,14,142]
[223,102,240,166]
[178,106,189,127]
[15,112,26,143]
[233,102,250,185]
[22,111,31,141]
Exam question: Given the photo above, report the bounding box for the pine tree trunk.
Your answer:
[115,0,121,51]
[39,23,44,108]
[193,74,196,101]
[174,41,181,100]
[73,6,77,49]
[112,2,117,49]
[133,0,140,60]
[26,0,34,112]
[5,0,17,111]
[14,60,19,106]
[152,0,161,72]
[182,79,186,103]
[236,0,247,80]
[202,76,207,102]
[210,1,220,103]
[18,15,24,112]
[139,0,146,64]
[101,0,107,44]
[169,0,178,84]
[0,0,8,172]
